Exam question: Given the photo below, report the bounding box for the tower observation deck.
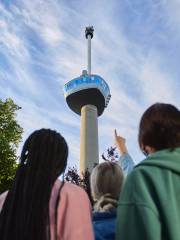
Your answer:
[63,74,111,116]
[63,26,111,172]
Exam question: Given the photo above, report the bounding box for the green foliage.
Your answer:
[102,146,119,162]
[0,98,23,193]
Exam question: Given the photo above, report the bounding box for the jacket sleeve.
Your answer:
[57,183,95,240]
[118,153,135,176]
[116,203,161,240]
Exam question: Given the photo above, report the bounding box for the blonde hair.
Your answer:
[90,162,124,212]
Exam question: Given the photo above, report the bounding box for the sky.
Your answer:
[0,0,180,169]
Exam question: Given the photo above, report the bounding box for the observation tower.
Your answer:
[63,26,111,172]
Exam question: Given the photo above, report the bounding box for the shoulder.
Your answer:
[119,166,160,215]
[123,162,163,192]
[125,162,160,187]
[53,180,90,203]
[62,182,89,199]
[50,181,94,240]
[120,165,155,202]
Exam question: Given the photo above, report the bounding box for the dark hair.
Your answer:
[0,129,68,240]
[138,103,180,152]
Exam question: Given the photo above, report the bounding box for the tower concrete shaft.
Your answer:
[80,105,99,173]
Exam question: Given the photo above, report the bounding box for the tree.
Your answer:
[0,98,23,193]
[102,146,119,162]
[65,166,81,186]
[65,167,93,205]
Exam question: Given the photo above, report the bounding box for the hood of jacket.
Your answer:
[136,148,180,174]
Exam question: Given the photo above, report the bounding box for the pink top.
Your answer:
[0,181,94,240]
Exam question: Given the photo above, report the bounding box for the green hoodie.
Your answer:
[116,148,180,240]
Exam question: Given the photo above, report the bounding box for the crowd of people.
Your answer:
[0,102,179,240]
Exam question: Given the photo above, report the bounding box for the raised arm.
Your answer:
[114,129,135,176]
[114,129,128,155]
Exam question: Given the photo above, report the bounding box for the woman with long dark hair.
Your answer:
[116,103,180,240]
[0,129,94,240]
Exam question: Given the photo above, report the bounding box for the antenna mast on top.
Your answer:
[85,26,94,75]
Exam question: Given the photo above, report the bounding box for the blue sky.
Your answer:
[0,0,180,168]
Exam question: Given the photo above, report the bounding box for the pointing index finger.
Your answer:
[114,129,118,138]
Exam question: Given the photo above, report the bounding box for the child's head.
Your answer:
[138,103,180,154]
[90,161,124,211]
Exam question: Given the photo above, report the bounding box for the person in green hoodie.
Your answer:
[116,102,180,240]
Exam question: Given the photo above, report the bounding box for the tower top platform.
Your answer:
[63,74,111,116]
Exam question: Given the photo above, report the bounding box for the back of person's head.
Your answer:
[138,103,180,153]
[0,129,68,240]
[90,162,124,212]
